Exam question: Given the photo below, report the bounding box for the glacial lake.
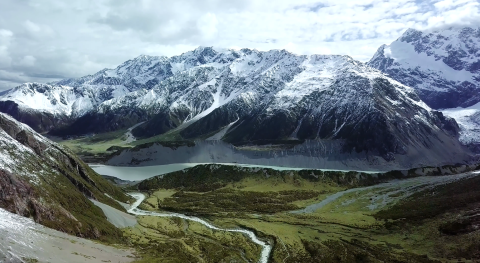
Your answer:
[89,163,381,181]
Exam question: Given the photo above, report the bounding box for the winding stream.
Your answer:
[127,193,272,263]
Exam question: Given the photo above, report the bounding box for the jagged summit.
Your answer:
[368,26,480,109]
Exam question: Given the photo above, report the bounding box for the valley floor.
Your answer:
[115,167,480,262]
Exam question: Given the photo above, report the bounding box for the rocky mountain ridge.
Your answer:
[0,112,129,241]
[0,44,471,165]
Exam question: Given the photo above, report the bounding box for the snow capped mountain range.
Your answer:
[368,26,480,109]
[0,36,471,163]
[1,47,432,131]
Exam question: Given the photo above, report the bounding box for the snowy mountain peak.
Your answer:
[397,26,480,70]
[1,48,422,123]
[121,54,166,66]
[2,83,77,115]
[368,26,480,109]
[399,28,422,40]
[370,44,387,62]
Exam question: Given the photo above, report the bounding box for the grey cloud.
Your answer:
[292,2,329,12]
[363,4,374,10]
[25,72,65,79]
[90,0,250,44]
[90,12,160,33]
[0,70,29,83]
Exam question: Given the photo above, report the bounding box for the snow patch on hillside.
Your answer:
[0,207,134,263]
[206,119,239,140]
[384,40,475,88]
[443,102,480,144]
[124,121,146,143]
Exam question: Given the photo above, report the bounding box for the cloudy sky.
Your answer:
[0,0,479,91]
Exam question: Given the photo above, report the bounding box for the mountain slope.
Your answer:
[0,47,469,166]
[368,26,480,109]
[0,48,229,133]
[0,112,130,241]
[125,53,464,162]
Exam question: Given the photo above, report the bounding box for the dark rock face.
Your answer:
[131,111,178,138]
[431,111,460,136]
[50,108,148,137]
[368,27,480,109]
[0,112,48,154]
[0,100,72,133]
[105,70,469,168]
[220,77,461,161]
[178,102,248,140]
[416,83,480,110]
[0,170,39,219]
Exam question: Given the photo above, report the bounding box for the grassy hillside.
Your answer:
[135,164,410,192]
[0,113,131,243]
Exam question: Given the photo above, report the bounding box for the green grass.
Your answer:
[135,164,408,193]
[129,164,480,262]
[375,175,480,223]
[123,215,261,263]
[131,129,184,146]
[21,258,39,263]
[55,133,480,262]
[33,149,132,243]
[157,188,322,214]
[143,190,177,210]
[60,129,131,154]
[3,139,133,244]
[371,174,480,260]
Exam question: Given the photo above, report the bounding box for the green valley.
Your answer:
[110,164,480,262]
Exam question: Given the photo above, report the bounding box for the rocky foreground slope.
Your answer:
[0,207,134,263]
[0,112,130,241]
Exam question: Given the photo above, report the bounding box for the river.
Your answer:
[127,193,272,263]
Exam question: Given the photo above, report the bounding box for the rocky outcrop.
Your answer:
[0,96,73,133]
[0,169,39,218]
[0,112,130,241]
